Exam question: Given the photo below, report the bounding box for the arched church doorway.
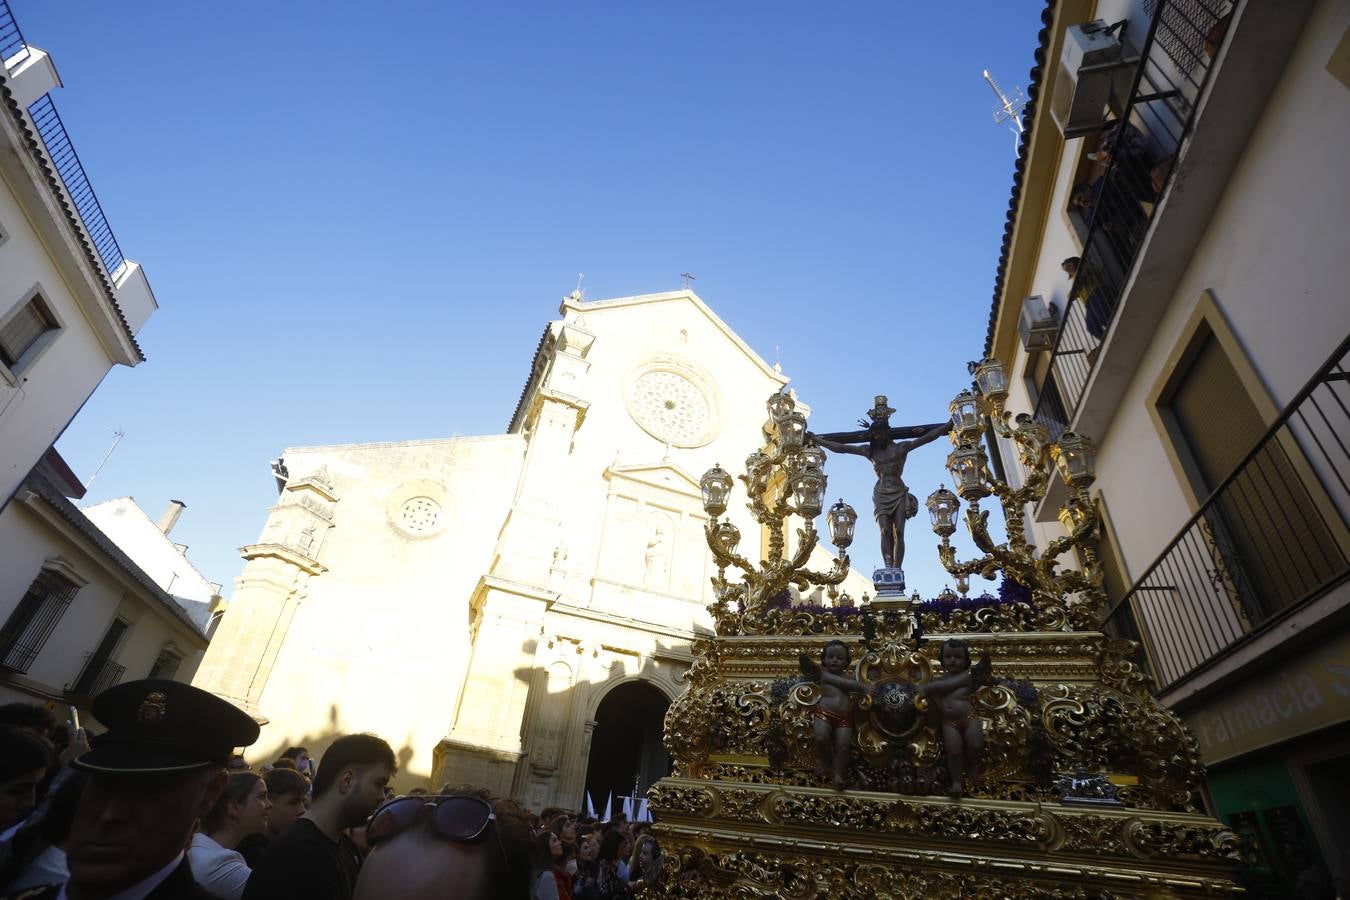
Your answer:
[582,680,671,815]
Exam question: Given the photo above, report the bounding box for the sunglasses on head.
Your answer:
[366,795,496,846]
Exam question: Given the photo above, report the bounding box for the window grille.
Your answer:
[0,569,79,673]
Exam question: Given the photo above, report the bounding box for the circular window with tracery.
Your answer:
[631,370,713,446]
[399,497,441,534]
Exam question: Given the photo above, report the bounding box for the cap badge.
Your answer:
[137,690,168,724]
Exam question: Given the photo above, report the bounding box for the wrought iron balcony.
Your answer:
[1034,0,1235,438]
[69,653,127,699]
[1106,334,1350,692]
[0,0,27,65]
[27,94,127,278]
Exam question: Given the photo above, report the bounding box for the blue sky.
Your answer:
[24,0,1043,598]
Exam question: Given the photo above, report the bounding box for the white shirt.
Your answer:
[6,843,68,890]
[186,832,252,900]
[56,852,182,900]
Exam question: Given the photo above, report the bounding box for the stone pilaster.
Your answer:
[193,466,336,718]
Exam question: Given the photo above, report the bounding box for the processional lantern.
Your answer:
[700,464,733,518]
[826,498,858,550]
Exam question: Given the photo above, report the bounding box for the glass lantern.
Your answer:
[955,572,970,597]
[826,499,857,550]
[766,390,795,422]
[790,467,827,518]
[700,464,734,517]
[926,484,959,537]
[1053,431,1097,488]
[973,357,1009,405]
[800,444,826,472]
[947,443,990,501]
[714,519,742,552]
[949,389,983,445]
[744,450,770,494]
[778,410,808,452]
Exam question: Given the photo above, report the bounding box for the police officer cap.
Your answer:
[72,679,260,775]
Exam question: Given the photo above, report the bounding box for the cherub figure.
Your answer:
[919,638,992,798]
[799,640,868,790]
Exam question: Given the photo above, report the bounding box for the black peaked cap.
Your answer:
[71,679,260,775]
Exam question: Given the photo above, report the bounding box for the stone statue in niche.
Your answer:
[643,524,670,590]
[918,638,992,798]
[298,522,318,556]
[799,640,869,790]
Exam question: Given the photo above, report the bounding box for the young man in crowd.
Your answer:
[277,747,312,778]
[236,767,310,868]
[0,679,260,899]
[242,735,395,900]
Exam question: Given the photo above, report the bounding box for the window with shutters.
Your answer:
[0,569,80,673]
[1160,331,1341,620]
[146,647,183,681]
[0,291,59,372]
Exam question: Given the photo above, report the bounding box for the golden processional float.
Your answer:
[646,360,1243,898]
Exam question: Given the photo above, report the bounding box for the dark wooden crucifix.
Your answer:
[807,396,951,573]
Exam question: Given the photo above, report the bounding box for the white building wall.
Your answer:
[82,498,219,629]
[0,177,119,504]
[998,0,1350,577]
[0,498,207,714]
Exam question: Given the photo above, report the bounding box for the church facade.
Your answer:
[193,290,868,810]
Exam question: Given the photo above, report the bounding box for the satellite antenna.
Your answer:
[983,68,1027,153]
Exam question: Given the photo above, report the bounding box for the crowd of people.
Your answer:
[0,679,663,899]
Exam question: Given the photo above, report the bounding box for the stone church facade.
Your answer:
[193,290,867,810]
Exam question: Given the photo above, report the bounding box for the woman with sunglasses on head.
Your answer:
[353,788,535,900]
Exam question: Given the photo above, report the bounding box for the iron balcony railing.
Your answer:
[1034,0,1234,438]
[1106,334,1350,692]
[0,0,27,66]
[69,652,126,698]
[27,94,127,278]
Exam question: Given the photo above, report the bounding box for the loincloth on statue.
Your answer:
[813,706,855,729]
[873,481,918,521]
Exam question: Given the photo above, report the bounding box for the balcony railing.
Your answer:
[0,0,27,66]
[1106,334,1350,692]
[1034,0,1234,438]
[26,94,127,278]
[69,653,126,699]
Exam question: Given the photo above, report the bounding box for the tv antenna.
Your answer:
[982,68,1026,153]
[85,427,125,489]
[680,272,696,290]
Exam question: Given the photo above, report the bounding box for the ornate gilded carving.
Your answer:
[645,388,1241,896]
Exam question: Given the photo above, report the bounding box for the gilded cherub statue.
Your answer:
[918,638,992,798]
[799,640,869,790]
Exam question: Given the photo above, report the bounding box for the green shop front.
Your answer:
[1183,627,1350,896]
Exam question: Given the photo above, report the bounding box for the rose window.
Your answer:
[631,370,712,445]
[399,497,441,534]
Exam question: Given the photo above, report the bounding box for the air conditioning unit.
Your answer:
[1019,295,1059,352]
[1050,21,1130,139]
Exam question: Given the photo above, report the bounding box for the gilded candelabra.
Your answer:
[926,357,1105,631]
[699,389,856,633]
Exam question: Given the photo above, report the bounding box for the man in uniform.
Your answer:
[3,679,259,899]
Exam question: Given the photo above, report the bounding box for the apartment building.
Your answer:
[983,0,1349,892]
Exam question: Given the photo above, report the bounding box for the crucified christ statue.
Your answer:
[807,396,951,573]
